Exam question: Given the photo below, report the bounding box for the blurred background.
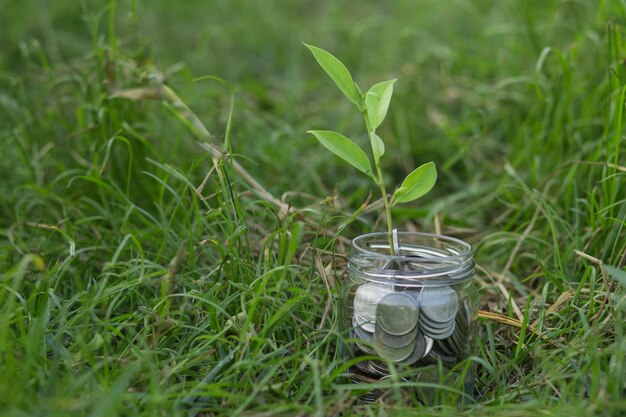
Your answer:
[2,0,610,217]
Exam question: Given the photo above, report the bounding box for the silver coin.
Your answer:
[355,341,377,356]
[419,313,456,329]
[447,302,471,354]
[374,320,418,349]
[447,333,465,356]
[377,338,416,362]
[421,320,456,340]
[449,324,469,356]
[452,313,469,337]
[376,292,420,336]
[419,286,459,323]
[355,359,388,377]
[355,358,389,376]
[450,328,467,348]
[375,375,413,401]
[434,339,455,356]
[350,329,377,356]
[352,318,375,343]
[399,331,427,365]
[423,335,434,357]
[455,299,472,333]
[353,282,394,325]
[418,315,456,336]
[353,310,376,333]
[369,360,389,374]
[351,369,377,383]
[425,348,458,366]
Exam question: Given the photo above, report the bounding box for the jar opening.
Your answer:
[348,232,474,286]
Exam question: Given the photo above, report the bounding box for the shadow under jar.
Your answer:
[340,232,478,405]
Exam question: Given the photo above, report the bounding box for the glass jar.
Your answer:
[340,232,478,405]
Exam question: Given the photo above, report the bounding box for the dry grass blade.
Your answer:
[112,83,293,216]
[570,160,626,172]
[477,265,524,322]
[315,251,334,330]
[478,310,560,348]
[109,87,162,100]
[574,250,611,325]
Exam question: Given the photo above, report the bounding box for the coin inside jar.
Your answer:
[352,318,375,343]
[353,282,394,325]
[419,286,459,323]
[399,331,432,366]
[376,338,416,362]
[353,310,376,333]
[419,313,455,330]
[420,322,456,340]
[374,320,419,349]
[375,292,420,336]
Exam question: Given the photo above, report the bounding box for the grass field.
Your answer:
[1,0,625,416]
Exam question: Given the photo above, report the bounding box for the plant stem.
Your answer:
[373,152,395,255]
[362,111,395,255]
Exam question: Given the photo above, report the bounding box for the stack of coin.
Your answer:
[350,284,469,367]
[353,282,393,334]
[351,370,379,403]
[373,292,434,365]
[348,283,473,404]
[418,286,459,340]
[433,298,471,358]
[351,282,392,370]
[351,371,417,404]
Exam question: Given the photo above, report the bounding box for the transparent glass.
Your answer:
[340,232,478,405]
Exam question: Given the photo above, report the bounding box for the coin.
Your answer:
[449,328,469,355]
[447,332,465,356]
[353,310,376,333]
[353,282,394,325]
[425,348,458,366]
[455,299,471,332]
[419,313,455,329]
[376,375,413,401]
[355,359,388,377]
[368,360,389,374]
[377,338,416,362]
[355,340,377,356]
[351,369,380,403]
[423,335,434,357]
[419,286,459,323]
[421,321,456,340]
[350,328,377,356]
[352,318,375,343]
[374,320,418,349]
[376,292,420,336]
[399,331,430,366]
[445,301,471,355]
[434,339,455,356]
[418,311,457,340]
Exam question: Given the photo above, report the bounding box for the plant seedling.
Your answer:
[304,43,437,255]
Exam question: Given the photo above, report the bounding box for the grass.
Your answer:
[0,0,625,416]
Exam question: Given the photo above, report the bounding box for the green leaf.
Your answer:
[365,79,396,130]
[307,130,374,178]
[370,132,385,160]
[303,43,359,105]
[393,161,437,204]
[606,265,626,289]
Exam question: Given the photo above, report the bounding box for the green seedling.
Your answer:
[304,43,437,255]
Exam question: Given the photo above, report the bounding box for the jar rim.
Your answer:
[351,232,472,260]
[348,232,474,285]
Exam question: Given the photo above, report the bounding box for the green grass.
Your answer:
[0,0,625,416]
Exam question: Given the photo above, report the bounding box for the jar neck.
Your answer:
[348,232,474,287]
